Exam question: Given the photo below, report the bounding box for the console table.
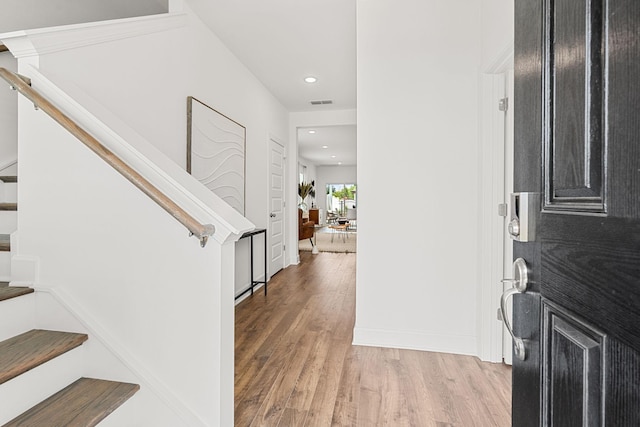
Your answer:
[235,228,267,300]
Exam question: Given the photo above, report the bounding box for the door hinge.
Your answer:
[498,97,509,112]
[498,203,508,217]
[497,308,503,321]
[283,244,286,252]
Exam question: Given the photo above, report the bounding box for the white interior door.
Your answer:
[268,139,285,278]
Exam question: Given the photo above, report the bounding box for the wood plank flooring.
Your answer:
[235,252,511,426]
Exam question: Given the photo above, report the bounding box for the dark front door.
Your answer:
[513,0,640,425]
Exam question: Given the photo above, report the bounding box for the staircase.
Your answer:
[0,176,139,425]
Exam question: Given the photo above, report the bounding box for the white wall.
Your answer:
[354,0,482,355]
[35,7,288,298]
[297,157,316,214]
[481,0,514,70]
[0,0,167,33]
[298,156,316,184]
[0,53,17,173]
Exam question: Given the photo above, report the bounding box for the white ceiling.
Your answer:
[187,0,356,112]
[187,0,357,167]
[298,125,356,166]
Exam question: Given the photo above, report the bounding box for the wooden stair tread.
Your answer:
[0,176,16,183]
[0,203,17,211]
[0,234,9,252]
[2,377,139,427]
[0,286,33,302]
[0,330,88,385]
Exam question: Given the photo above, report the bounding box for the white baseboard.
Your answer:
[234,278,266,305]
[352,327,478,357]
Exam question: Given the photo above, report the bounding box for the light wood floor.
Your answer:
[235,252,511,426]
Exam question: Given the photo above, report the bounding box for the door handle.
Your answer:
[270,213,276,218]
[500,257,529,361]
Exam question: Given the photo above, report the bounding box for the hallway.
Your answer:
[235,252,511,426]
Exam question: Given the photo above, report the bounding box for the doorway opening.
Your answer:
[296,124,357,255]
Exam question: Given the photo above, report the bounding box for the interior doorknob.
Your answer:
[500,257,529,361]
[270,213,276,218]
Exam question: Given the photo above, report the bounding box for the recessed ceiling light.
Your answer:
[322,145,329,149]
[331,155,337,158]
[338,162,342,165]
[308,130,316,134]
[304,76,317,83]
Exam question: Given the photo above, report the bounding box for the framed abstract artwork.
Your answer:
[187,96,246,215]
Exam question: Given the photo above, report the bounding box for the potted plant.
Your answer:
[298,180,315,210]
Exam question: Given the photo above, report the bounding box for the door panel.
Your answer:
[513,0,640,425]
[542,301,604,426]
[544,0,605,210]
[605,340,640,425]
[541,214,640,349]
[269,139,285,278]
[606,3,640,218]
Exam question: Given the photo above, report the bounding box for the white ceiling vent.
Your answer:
[310,100,333,105]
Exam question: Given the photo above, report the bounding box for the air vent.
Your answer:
[310,100,333,105]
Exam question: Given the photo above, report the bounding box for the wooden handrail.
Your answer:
[0,67,215,247]
[0,45,8,53]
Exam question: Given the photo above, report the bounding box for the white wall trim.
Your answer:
[36,286,209,427]
[234,281,266,305]
[9,256,39,287]
[476,47,514,363]
[0,157,17,174]
[484,43,515,75]
[353,327,477,356]
[0,13,187,58]
[23,66,253,245]
[8,231,39,286]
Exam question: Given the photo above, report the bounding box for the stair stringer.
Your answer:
[33,287,207,427]
[9,231,39,287]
